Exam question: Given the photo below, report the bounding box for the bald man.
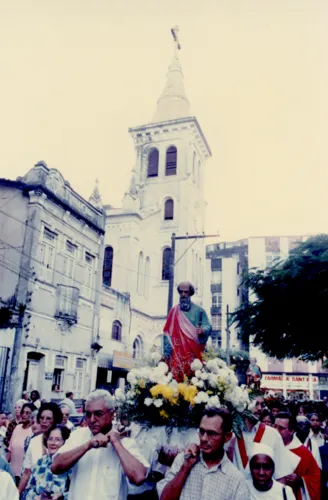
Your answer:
[163,281,211,381]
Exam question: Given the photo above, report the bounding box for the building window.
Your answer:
[133,336,144,359]
[63,241,77,281]
[82,252,94,299]
[147,148,159,177]
[212,294,222,306]
[39,227,57,283]
[103,246,113,287]
[212,315,221,331]
[211,258,222,271]
[165,146,177,176]
[112,320,122,341]
[73,358,85,393]
[164,199,174,220]
[162,248,171,281]
[144,257,150,299]
[53,355,66,390]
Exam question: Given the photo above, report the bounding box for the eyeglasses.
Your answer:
[197,428,223,439]
[85,409,112,419]
[48,437,64,443]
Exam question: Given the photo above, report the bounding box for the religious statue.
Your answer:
[246,357,262,390]
[163,281,212,382]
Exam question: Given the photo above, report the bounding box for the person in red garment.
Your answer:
[275,412,321,500]
[163,281,211,382]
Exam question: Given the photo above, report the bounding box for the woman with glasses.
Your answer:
[18,403,63,496]
[26,426,71,500]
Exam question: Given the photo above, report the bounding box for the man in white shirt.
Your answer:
[52,389,149,500]
[229,395,299,480]
[247,443,295,499]
[60,392,76,415]
[296,415,322,469]
[0,470,19,500]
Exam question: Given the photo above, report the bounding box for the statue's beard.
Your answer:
[180,296,191,311]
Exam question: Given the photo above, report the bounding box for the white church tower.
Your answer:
[102,28,211,355]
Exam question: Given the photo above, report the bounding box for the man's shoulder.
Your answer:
[221,455,246,481]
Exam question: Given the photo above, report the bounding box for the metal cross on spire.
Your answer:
[171,25,181,55]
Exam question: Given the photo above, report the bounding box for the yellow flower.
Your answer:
[138,379,146,389]
[160,409,169,419]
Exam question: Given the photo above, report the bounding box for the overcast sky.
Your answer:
[0,0,327,241]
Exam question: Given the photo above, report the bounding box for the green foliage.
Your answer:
[232,234,328,361]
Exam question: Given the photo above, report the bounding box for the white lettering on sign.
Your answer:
[261,374,318,390]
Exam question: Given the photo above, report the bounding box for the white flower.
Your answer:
[191,377,199,386]
[144,398,153,407]
[194,391,209,404]
[208,373,219,388]
[207,395,221,409]
[206,360,219,374]
[114,389,125,402]
[157,362,169,374]
[195,370,202,379]
[127,371,137,385]
[196,379,204,389]
[154,399,163,408]
[191,359,203,371]
[126,390,135,400]
[200,372,209,381]
[150,351,162,363]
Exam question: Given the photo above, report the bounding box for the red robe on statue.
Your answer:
[286,435,321,500]
[163,304,204,382]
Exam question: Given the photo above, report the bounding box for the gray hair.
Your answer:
[15,399,26,408]
[85,389,114,410]
[296,416,310,424]
[60,404,71,415]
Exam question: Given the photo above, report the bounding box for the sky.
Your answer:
[0,0,327,241]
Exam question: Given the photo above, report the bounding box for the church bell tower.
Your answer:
[122,27,212,314]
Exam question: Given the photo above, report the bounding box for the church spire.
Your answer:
[88,179,103,211]
[152,27,191,123]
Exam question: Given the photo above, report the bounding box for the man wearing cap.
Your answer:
[229,395,299,481]
[275,412,321,500]
[248,443,295,499]
[163,281,211,382]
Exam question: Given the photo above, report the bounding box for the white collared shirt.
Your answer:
[57,427,149,500]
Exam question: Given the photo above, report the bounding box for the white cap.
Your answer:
[249,443,275,462]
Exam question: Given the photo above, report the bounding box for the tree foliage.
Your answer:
[232,234,328,361]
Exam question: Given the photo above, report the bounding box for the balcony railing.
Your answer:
[55,285,79,324]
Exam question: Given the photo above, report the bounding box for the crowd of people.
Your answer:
[0,389,328,499]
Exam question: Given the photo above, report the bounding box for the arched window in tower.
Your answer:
[137,251,144,295]
[103,246,113,287]
[147,148,159,177]
[162,247,172,281]
[111,320,122,341]
[144,257,150,298]
[165,146,177,176]
[164,199,174,220]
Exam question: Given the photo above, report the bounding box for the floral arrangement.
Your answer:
[115,353,250,436]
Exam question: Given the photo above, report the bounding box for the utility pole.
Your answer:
[226,304,231,364]
[167,232,219,314]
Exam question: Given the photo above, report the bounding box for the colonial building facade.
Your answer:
[0,163,106,408]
